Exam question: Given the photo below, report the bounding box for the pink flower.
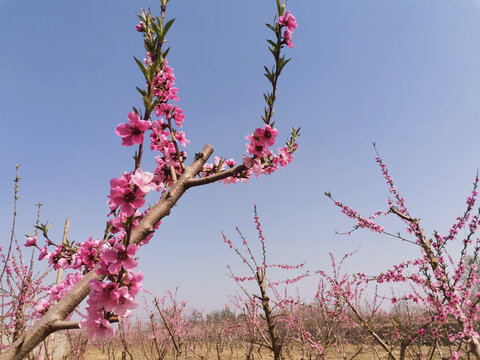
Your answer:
[114,287,138,317]
[278,11,297,32]
[48,244,72,270]
[108,172,146,216]
[131,168,161,193]
[89,279,120,311]
[274,146,294,168]
[278,12,297,48]
[174,131,190,147]
[101,243,138,275]
[72,237,102,271]
[34,299,50,317]
[38,245,49,261]
[109,210,141,234]
[136,22,144,32]
[24,236,37,247]
[254,125,278,147]
[122,270,143,296]
[80,314,115,340]
[283,29,294,48]
[173,106,185,127]
[49,273,82,302]
[246,135,270,157]
[115,112,151,147]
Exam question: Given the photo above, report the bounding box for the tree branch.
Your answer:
[0,144,214,360]
[186,164,247,188]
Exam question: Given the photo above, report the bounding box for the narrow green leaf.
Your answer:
[151,21,160,35]
[266,39,276,48]
[263,93,270,104]
[136,87,147,97]
[162,18,175,36]
[134,57,148,79]
[279,57,291,72]
[163,47,170,59]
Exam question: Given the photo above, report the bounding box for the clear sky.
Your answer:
[1,0,480,312]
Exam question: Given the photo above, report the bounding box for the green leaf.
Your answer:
[134,57,148,79]
[279,57,291,72]
[163,47,170,59]
[151,21,160,35]
[162,18,175,36]
[263,93,269,104]
[266,39,276,48]
[136,87,147,97]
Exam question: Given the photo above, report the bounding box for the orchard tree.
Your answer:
[223,206,309,360]
[326,145,480,360]
[0,1,299,359]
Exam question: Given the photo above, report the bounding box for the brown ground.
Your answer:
[84,344,453,360]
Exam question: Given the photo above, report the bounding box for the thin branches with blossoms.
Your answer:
[223,205,309,360]
[0,167,51,352]
[328,145,480,359]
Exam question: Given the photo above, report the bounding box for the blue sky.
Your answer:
[1,0,480,312]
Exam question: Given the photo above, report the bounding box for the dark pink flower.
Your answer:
[72,237,101,271]
[278,11,297,32]
[254,125,278,147]
[38,245,49,261]
[115,112,151,147]
[283,29,294,48]
[246,135,270,157]
[108,172,146,216]
[24,236,37,247]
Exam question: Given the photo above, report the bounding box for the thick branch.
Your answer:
[0,144,214,360]
[50,321,80,331]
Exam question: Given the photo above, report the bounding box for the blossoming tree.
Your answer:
[0,1,299,359]
[327,145,480,360]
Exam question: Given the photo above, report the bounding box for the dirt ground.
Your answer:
[84,343,454,360]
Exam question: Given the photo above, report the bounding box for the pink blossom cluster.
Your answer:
[241,125,296,181]
[278,11,297,48]
[331,199,387,234]
[1,235,51,340]
[267,262,306,270]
